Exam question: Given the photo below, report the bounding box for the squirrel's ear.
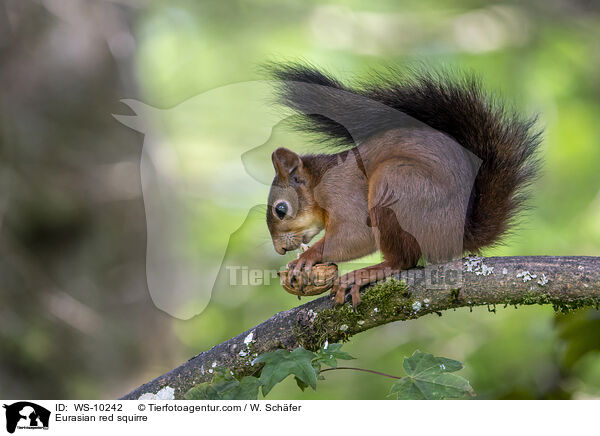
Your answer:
[272,147,302,180]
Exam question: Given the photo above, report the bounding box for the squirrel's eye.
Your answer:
[274,202,288,220]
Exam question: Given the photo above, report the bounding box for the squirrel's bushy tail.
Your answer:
[266,62,542,251]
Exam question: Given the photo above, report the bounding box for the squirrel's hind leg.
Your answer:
[331,260,398,308]
[330,162,424,308]
[331,228,420,309]
[331,215,421,308]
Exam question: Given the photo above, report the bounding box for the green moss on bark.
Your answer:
[518,291,600,313]
[294,279,412,350]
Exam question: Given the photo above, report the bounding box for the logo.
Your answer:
[3,402,50,434]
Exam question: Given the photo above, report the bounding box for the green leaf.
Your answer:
[402,350,463,375]
[184,369,260,400]
[295,377,308,391]
[313,343,355,368]
[233,377,262,400]
[389,350,475,400]
[254,347,317,396]
[185,383,220,400]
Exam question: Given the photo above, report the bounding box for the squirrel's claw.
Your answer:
[331,272,361,307]
[333,286,346,305]
[349,284,361,309]
[287,258,303,287]
[328,268,364,309]
[288,248,319,290]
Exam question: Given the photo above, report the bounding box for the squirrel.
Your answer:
[265,62,542,308]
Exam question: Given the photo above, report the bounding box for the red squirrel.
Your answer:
[265,63,541,308]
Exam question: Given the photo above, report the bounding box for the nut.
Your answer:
[279,263,338,297]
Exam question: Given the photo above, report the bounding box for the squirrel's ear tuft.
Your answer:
[272,147,302,180]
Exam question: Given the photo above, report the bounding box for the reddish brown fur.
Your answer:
[265,64,541,307]
[268,127,479,306]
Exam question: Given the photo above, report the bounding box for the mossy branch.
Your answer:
[120,255,600,400]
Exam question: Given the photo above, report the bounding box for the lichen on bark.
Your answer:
[121,256,600,400]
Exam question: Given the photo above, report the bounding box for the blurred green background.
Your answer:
[1,0,600,400]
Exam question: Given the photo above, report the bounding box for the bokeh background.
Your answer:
[1,0,600,400]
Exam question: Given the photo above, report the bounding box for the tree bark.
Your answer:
[120,256,600,400]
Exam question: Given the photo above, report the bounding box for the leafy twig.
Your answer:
[319,366,402,380]
[121,256,600,400]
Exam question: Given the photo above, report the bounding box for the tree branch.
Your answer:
[120,256,600,399]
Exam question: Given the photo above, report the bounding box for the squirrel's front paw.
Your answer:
[286,249,322,288]
[287,248,321,275]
